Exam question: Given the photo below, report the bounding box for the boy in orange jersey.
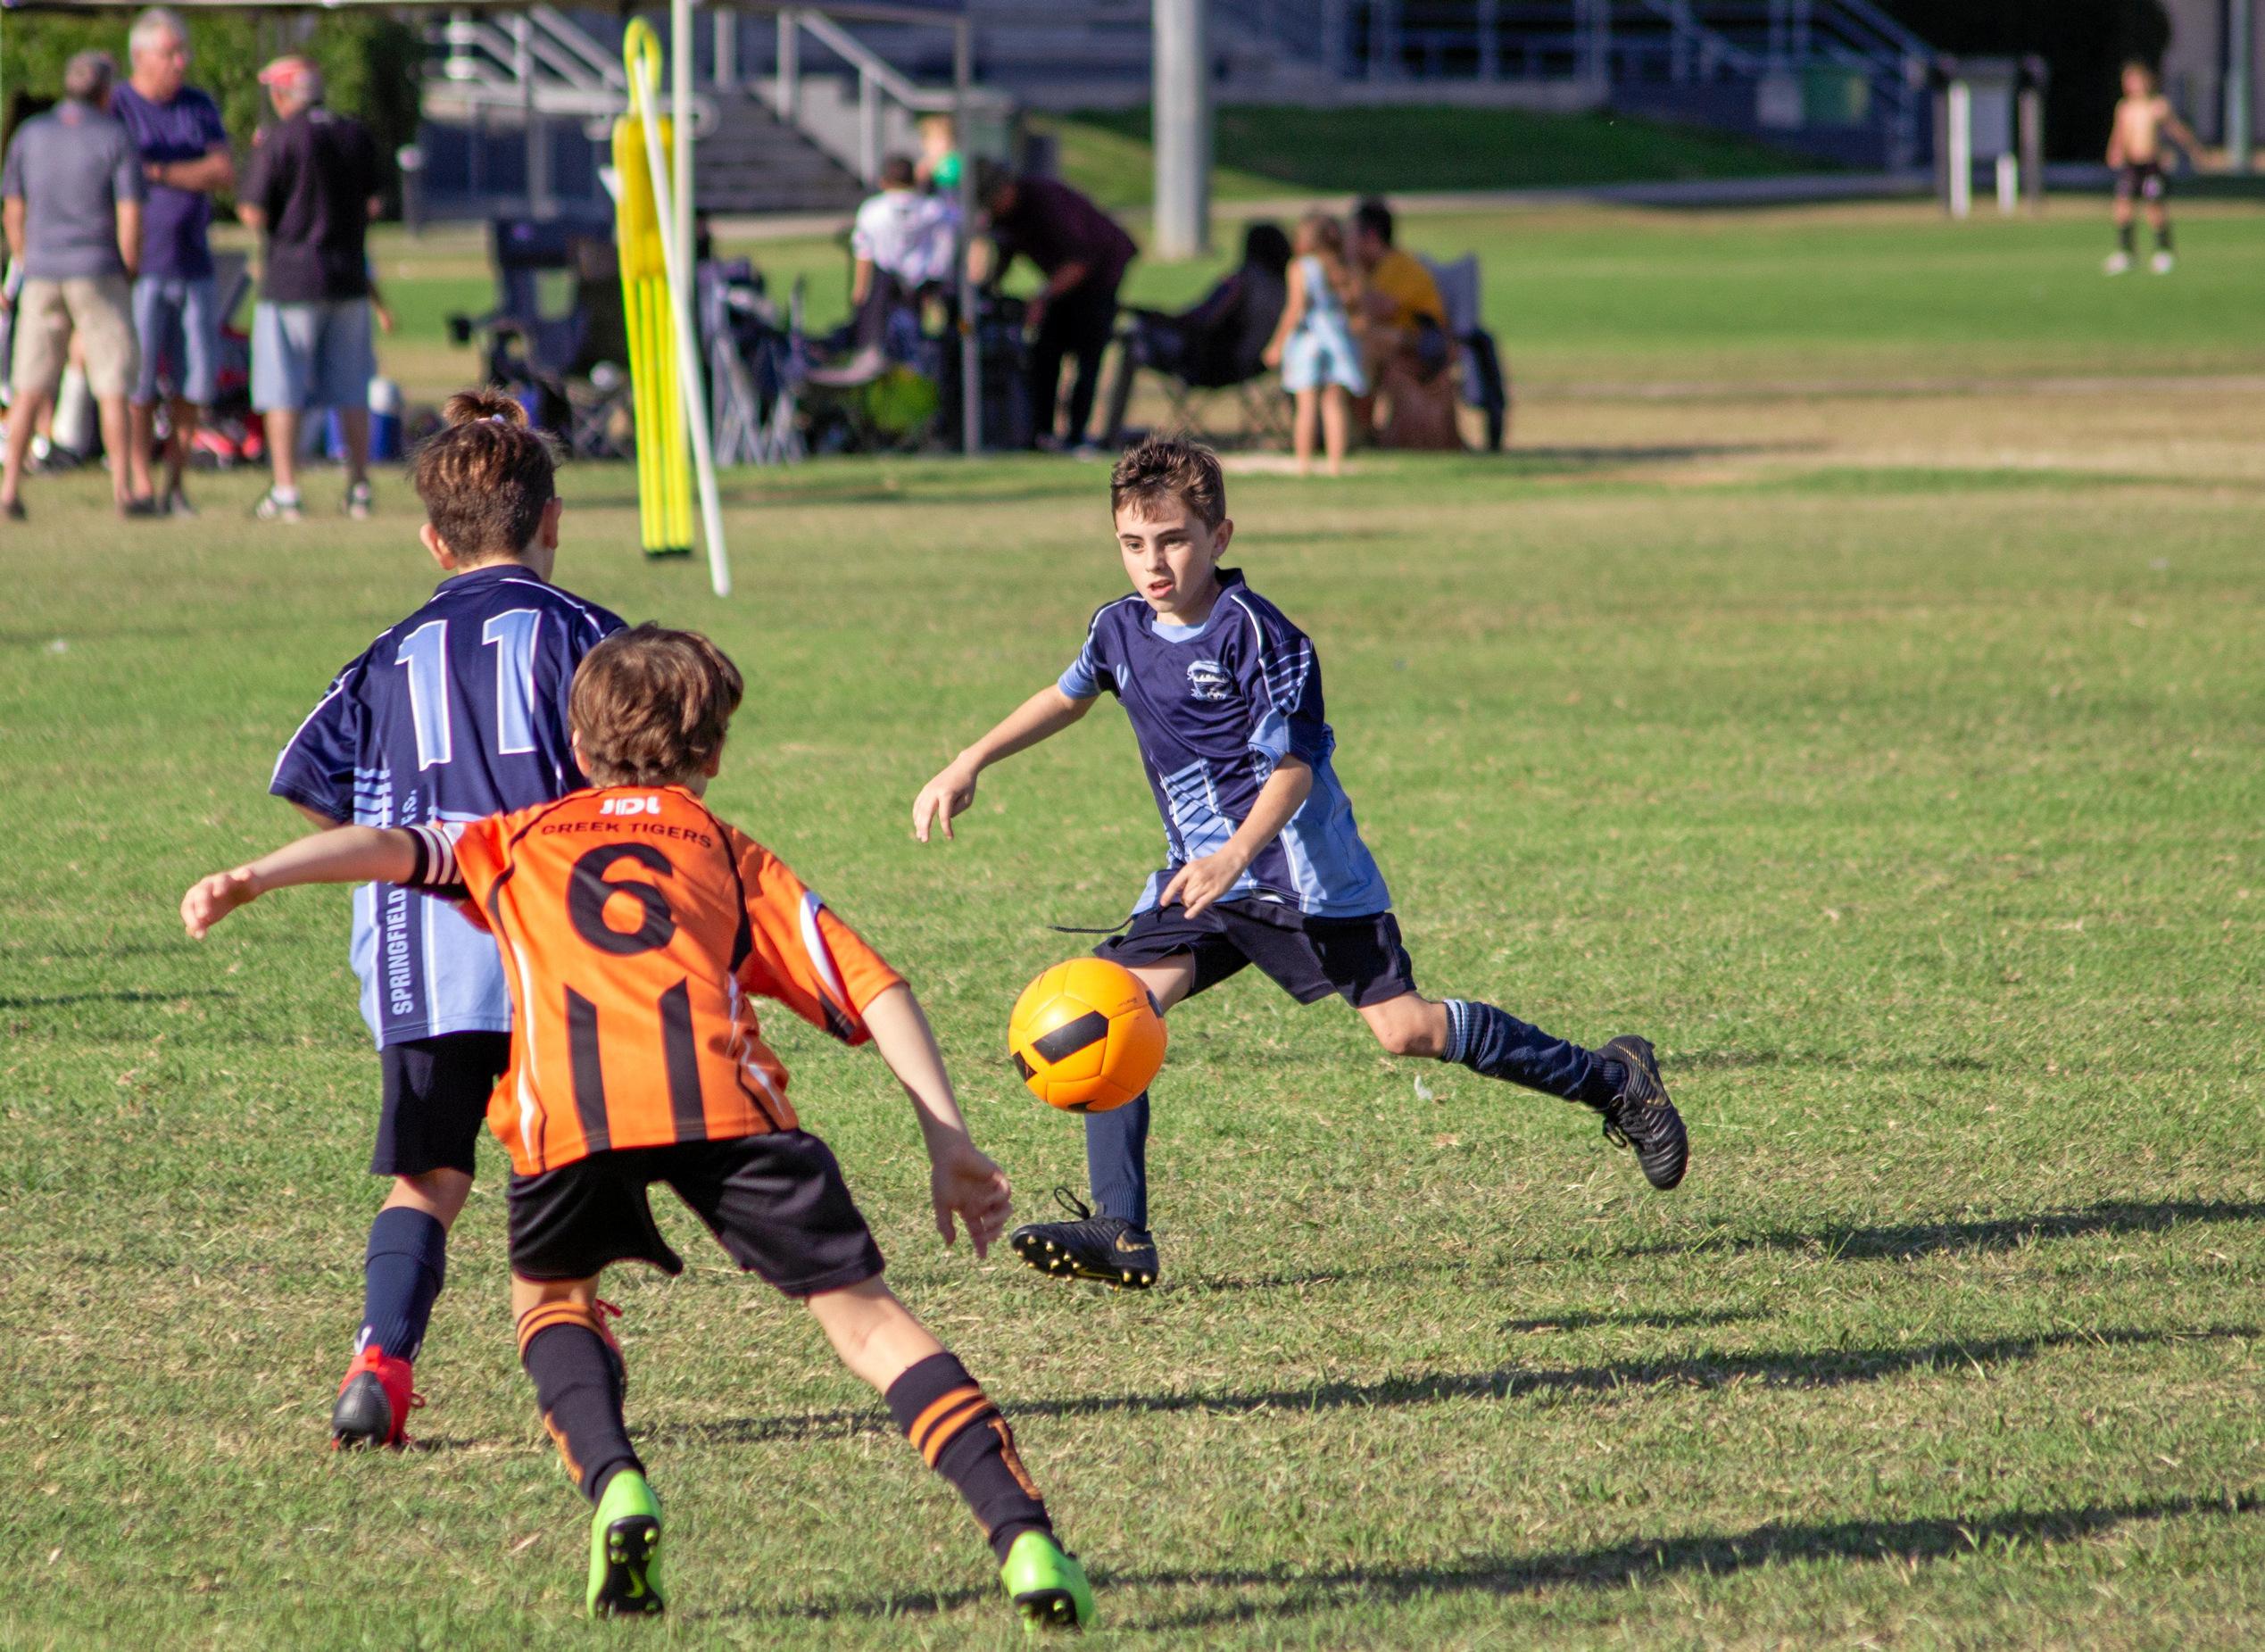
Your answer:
[183,625,1094,1630]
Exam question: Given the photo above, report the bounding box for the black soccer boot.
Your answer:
[1595,1035,1688,1191]
[1010,1189,1158,1291]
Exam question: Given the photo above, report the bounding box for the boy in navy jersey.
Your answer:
[912,437,1687,1290]
[270,390,625,1442]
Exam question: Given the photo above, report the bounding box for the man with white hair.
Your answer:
[111,6,233,516]
[238,54,384,523]
[0,51,145,520]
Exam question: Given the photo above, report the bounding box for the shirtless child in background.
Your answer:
[2106,61,2206,275]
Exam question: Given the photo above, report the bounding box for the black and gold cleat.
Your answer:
[1597,1035,1688,1190]
[1008,1189,1157,1291]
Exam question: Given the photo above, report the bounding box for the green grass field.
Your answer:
[5,200,2264,1648]
[1040,104,1811,210]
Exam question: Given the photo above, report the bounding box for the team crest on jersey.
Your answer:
[1185,659,1232,701]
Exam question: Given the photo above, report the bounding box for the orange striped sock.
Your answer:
[884,1352,1050,1563]
[517,1299,639,1501]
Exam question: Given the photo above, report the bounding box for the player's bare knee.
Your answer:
[391,1167,473,1226]
[1364,996,1445,1058]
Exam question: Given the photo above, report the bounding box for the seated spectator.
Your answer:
[1349,196,1461,451]
[847,153,958,362]
[0,51,146,519]
[1100,220,1290,444]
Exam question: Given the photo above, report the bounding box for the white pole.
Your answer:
[634,46,732,596]
[1946,80,1971,220]
[956,18,981,457]
[672,0,694,299]
[1995,152,2017,214]
[1152,0,1211,259]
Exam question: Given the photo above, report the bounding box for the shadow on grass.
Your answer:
[1125,1490,2265,1631]
[680,1490,2262,1626]
[0,987,230,1009]
[1501,1307,1753,1333]
[646,1324,2252,1451]
[1679,1048,1992,1073]
[1622,1200,2265,1263]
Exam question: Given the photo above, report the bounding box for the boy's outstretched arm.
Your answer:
[1158,756,1313,919]
[911,684,1093,843]
[180,826,421,938]
[859,982,1013,1257]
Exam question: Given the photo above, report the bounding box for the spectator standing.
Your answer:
[238,55,385,523]
[982,167,1136,452]
[847,153,958,362]
[112,6,233,517]
[0,51,145,520]
[1264,212,1366,478]
[1348,196,1461,451]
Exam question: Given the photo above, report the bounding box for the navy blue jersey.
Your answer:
[1059,568,1390,917]
[270,565,626,1046]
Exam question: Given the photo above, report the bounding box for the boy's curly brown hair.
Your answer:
[1109,436,1227,529]
[569,625,745,787]
[411,388,560,561]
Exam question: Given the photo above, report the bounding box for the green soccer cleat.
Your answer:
[585,1470,664,1618]
[1000,1530,1095,1634]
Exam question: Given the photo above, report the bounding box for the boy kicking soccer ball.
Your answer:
[269,391,624,1448]
[2106,61,2204,276]
[186,626,1094,1629]
[911,438,1687,1291]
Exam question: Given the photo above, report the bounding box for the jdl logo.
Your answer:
[602,795,663,817]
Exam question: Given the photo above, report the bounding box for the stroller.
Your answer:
[447,217,635,458]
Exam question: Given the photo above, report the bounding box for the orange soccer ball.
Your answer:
[1008,958,1166,1113]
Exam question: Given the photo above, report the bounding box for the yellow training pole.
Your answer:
[612,22,706,566]
[626,19,731,596]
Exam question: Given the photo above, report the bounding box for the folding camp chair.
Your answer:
[448,217,634,457]
[1420,253,1511,451]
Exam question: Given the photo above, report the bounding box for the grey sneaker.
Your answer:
[344,479,374,520]
[253,488,304,523]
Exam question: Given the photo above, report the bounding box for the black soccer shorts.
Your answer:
[506,1131,887,1296]
[1099,898,1420,1009]
[373,1032,511,1179]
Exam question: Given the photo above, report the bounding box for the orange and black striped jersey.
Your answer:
[402,784,903,1176]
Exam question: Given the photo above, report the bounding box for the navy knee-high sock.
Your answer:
[1084,1092,1149,1229]
[1440,1000,1622,1106]
[359,1207,447,1361]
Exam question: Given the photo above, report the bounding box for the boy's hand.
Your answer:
[930,1137,1012,1258]
[181,866,261,939]
[1158,850,1245,920]
[911,759,980,843]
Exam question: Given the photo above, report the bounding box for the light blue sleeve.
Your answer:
[1058,609,1114,700]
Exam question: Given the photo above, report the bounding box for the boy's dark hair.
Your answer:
[569,625,745,788]
[880,153,917,188]
[1110,436,1226,530]
[1352,197,1395,246]
[411,388,560,561]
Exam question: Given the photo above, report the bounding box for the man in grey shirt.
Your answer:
[1,50,145,519]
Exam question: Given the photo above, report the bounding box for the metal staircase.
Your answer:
[413,6,973,220]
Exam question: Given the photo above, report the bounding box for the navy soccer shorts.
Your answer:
[506,1132,887,1296]
[1099,898,1419,1009]
[374,1032,510,1178]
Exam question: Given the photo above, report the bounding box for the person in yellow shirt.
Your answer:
[1348,198,1460,450]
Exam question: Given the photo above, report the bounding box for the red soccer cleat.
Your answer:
[329,1345,423,1449]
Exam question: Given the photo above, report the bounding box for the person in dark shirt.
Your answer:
[981,166,1136,452]
[237,54,385,523]
[112,6,234,517]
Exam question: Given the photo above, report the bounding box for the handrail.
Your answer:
[793,7,945,111]
[528,4,629,89]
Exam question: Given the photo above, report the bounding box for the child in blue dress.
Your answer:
[1263,212,1367,477]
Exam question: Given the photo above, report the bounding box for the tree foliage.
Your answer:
[1,9,422,206]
